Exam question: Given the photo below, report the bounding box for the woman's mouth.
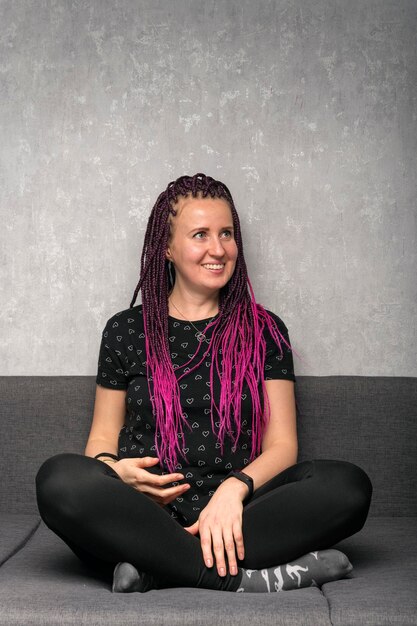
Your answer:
[202,263,225,273]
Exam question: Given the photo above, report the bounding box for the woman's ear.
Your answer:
[165,247,172,260]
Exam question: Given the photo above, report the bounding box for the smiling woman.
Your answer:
[35,173,372,595]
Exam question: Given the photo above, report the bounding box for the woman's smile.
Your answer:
[202,263,225,271]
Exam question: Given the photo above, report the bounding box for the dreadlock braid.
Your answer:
[130,173,291,472]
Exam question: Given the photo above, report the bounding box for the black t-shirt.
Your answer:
[96,304,295,526]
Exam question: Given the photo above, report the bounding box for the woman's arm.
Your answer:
[230,378,298,493]
[84,385,126,460]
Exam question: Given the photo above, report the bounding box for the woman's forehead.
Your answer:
[173,195,232,222]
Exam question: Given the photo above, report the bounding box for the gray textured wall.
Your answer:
[1,0,416,377]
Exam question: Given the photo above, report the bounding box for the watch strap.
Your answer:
[226,470,254,502]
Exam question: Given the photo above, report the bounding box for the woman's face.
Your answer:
[166,195,238,298]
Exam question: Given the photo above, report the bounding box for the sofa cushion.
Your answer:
[296,376,417,516]
[322,516,417,626]
[0,513,40,566]
[0,376,93,515]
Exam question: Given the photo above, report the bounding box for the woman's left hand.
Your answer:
[184,477,248,577]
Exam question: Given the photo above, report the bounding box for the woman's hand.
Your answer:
[184,477,248,577]
[109,456,190,506]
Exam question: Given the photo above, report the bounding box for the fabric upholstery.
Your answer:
[295,376,417,516]
[324,517,417,626]
[0,513,40,566]
[0,376,93,514]
[0,376,416,515]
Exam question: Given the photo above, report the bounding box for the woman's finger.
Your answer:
[157,484,190,505]
[233,519,245,562]
[134,456,160,468]
[199,524,214,570]
[183,520,199,535]
[210,524,227,577]
[136,482,190,503]
[141,472,185,487]
[134,466,184,485]
[223,529,238,575]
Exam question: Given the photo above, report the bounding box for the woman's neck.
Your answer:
[168,288,219,322]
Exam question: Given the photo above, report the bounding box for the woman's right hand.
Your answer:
[108,456,190,506]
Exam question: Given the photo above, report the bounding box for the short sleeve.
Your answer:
[96,314,129,390]
[263,310,296,382]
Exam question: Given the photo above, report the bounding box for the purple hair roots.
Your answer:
[130,173,291,472]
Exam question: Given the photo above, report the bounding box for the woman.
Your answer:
[36,173,372,593]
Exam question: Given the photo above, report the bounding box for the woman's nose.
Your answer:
[208,237,226,257]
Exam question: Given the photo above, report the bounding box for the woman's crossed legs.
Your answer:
[35,454,372,592]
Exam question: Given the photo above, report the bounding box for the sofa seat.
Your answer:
[323,516,417,626]
[0,513,40,567]
[0,515,415,626]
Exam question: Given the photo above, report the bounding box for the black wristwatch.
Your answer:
[226,470,254,503]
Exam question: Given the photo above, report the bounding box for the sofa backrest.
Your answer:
[0,376,415,516]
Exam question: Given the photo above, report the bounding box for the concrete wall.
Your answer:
[1,0,416,376]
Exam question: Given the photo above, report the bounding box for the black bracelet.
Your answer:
[94,452,119,461]
[225,470,254,503]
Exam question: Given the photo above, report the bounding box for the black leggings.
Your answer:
[35,454,372,592]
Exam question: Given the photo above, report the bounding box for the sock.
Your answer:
[112,562,156,593]
[236,549,353,593]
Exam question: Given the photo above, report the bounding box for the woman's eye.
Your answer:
[193,230,233,239]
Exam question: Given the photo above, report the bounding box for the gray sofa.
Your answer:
[0,376,416,626]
